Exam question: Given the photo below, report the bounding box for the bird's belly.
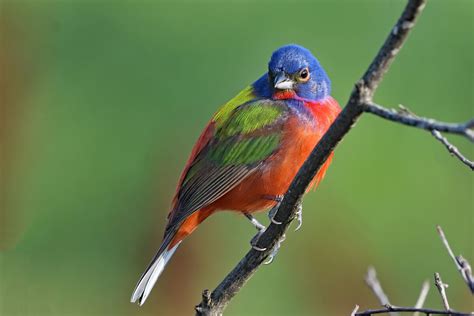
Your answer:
[210,117,324,213]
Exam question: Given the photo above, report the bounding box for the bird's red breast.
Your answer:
[169,96,341,247]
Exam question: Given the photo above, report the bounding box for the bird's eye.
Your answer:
[298,68,310,82]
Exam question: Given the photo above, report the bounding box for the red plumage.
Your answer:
[169,95,341,248]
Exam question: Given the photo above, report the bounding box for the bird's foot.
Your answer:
[267,196,285,225]
[264,233,286,265]
[268,205,282,225]
[245,213,266,231]
[245,213,267,251]
[294,202,303,231]
[250,230,266,251]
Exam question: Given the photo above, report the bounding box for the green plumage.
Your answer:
[183,100,285,182]
[221,105,283,137]
[174,92,289,224]
[210,134,281,165]
[210,101,285,165]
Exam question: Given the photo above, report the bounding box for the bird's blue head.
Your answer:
[254,44,331,101]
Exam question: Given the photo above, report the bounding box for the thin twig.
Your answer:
[357,227,473,316]
[412,280,429,316]
[355,306,471,315]
[365,103,474,170]
[351,305,360,316]
[367,103,474,170]
[456,256,474,292]
[434,273,450,311]
[364,103,474,142]
[437,225,474,293]
[365,267,398,316]
[365,267,392,305]
[431,130,474,170]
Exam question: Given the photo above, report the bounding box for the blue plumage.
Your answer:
[252,44,331,101]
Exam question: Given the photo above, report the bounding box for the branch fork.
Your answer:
[195,0,472,314]
[355,227,472,315]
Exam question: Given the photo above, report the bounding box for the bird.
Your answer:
[131,44,341,306]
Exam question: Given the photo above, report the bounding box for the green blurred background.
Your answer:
[1,0,472,315]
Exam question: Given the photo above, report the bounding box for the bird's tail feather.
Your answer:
[130,238,181,306]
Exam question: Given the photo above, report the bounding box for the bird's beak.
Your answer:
[274,73,295,90]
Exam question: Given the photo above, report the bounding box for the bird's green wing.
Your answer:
[168,97,289,228]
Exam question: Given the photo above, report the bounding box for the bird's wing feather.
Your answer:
[171,85,255,205]
[167,92,290,230]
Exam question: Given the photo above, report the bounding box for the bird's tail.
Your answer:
[130,234,181,306]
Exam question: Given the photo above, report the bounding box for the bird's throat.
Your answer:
[273,90,297,100]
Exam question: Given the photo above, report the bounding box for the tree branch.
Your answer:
[431,130,474,170]
[434,273,451,311]
[354,306,470,316]
[364,267,398,316]
[196,0,474,316]
[195,0,428,314]
[412,280,429,316]
[351,305,360,316]
[364,103,474,142]
[364,103,474,170]
[437,226,474,293]
[355,226,473,316]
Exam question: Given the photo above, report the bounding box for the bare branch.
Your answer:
[356,276,471,316]
[412,280,429,316]
[351,305,360,316]
[356,226,473,316]
[365,103,474,169]
[195,1,428,314]
[195,290,212,316]
[434,273,450,311]
[364,103,474,142]
[431,130,474,170]
[355,306,471,315]
[456,256,474,292]
[365,267,398,316]
[437,226,474,293]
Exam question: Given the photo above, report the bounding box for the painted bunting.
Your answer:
[131,44,341,305]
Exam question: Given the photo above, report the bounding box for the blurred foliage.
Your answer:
[0,1,472,315]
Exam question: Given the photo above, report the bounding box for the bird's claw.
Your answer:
[250,230,267,251]
[268,203,282,225]
[252,196,297,259]
[294,203,303,231]
[264,195,284,225]
[264,234,286,265]
[245,213,268,251]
